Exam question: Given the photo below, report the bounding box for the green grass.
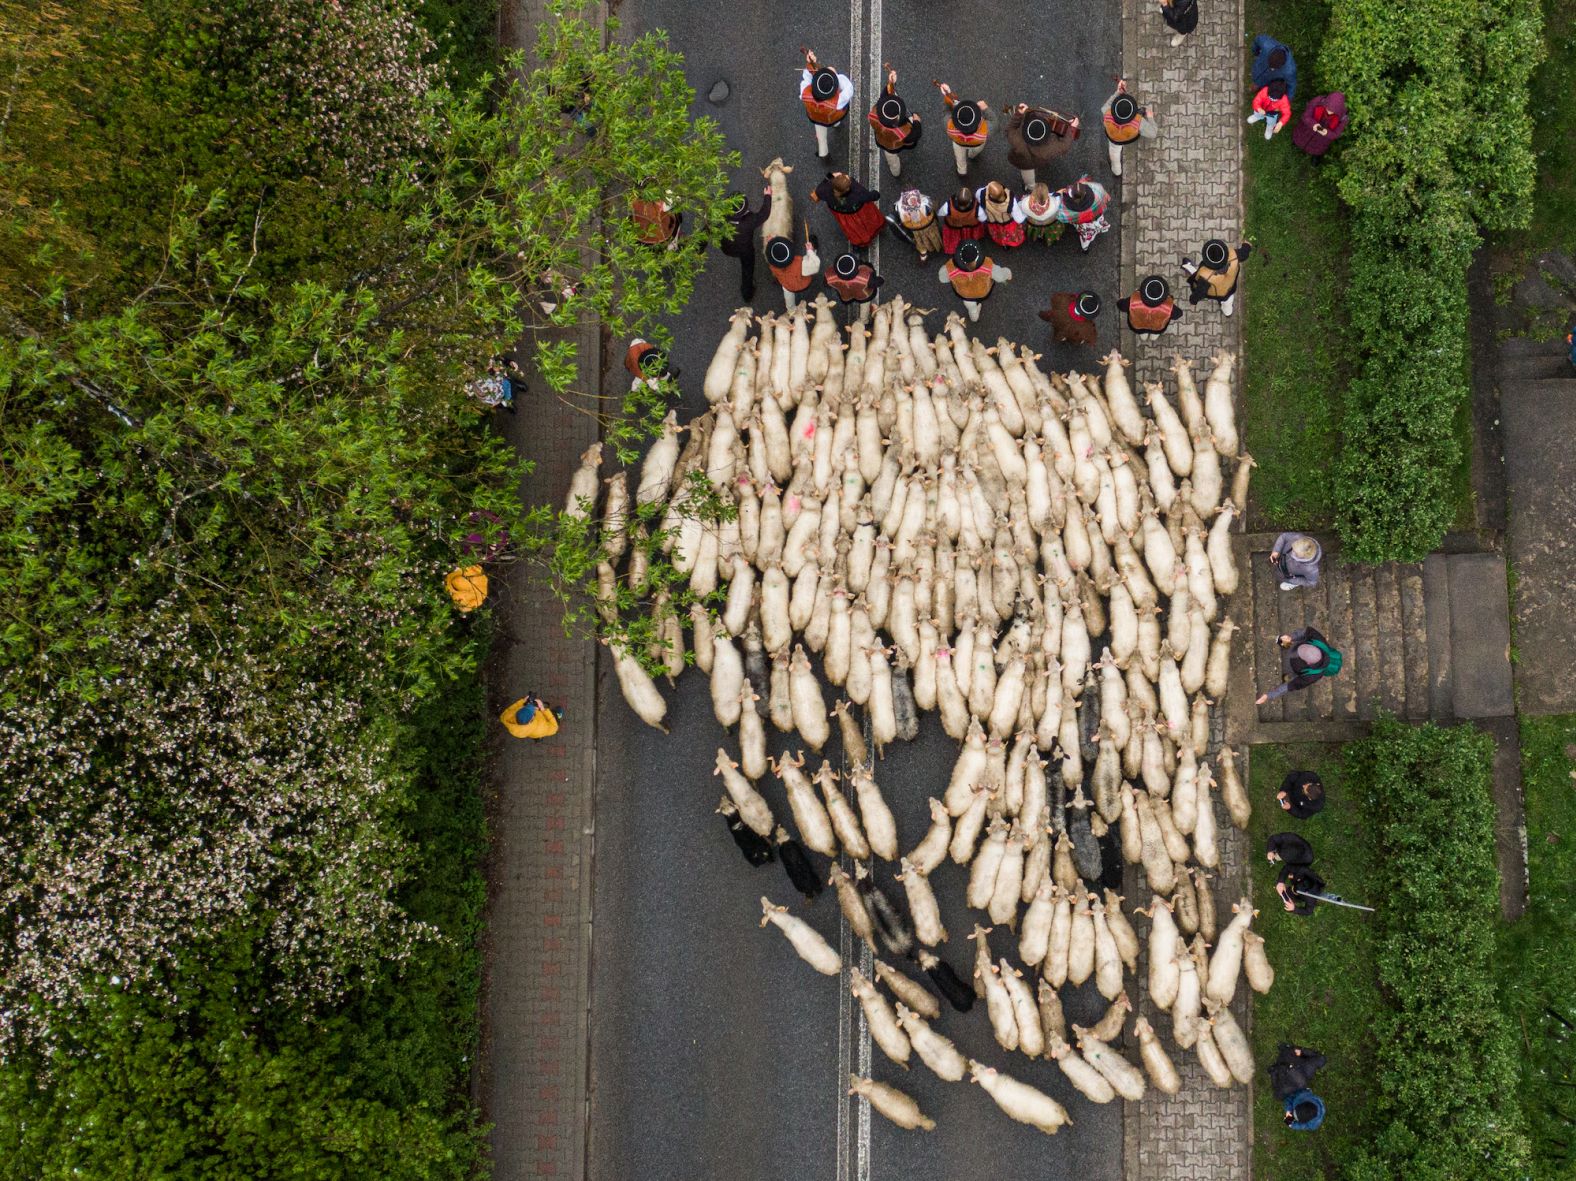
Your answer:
[1247,743,1379,1181]
[1499,715,1576,1176]
[1241,0,1351,531]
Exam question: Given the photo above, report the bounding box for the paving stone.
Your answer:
[1374,564,1406,716]
[1251,551,1284,724]
[1446,553,1515,718]
[1323,557,1357,719]
[1350,567,1380,720]
[1305,566,1334,720]
[1277,571,1311,722]
[1399,565,1430,719]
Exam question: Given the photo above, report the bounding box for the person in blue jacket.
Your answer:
[1283,1089,1325,1131]
[1251,34,1298,98]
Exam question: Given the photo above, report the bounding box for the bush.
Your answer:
[1343,719,1530,1179]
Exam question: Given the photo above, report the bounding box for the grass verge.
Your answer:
[1246,742,1379,1180]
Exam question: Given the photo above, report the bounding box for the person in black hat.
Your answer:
[867,66,922,177]
[623,339,677,389]
[1039,290,1102,346]
[1183,239,1254,315]
[938,238,1012,323]
[800,48,854,159]
[719,187,774,302]
[938,185,987,256]
[824,251,884,308]
[1117,275,1184,336]
[810,171,886,248]
[935,80,991,176]
[1160,0,1199,46]
[1006,101,1080,189]
[765,233,821,311]
[1101,79,1158,177]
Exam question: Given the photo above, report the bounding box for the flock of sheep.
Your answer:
[567,293,1271,1137]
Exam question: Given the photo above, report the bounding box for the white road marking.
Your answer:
[865,0,882,276]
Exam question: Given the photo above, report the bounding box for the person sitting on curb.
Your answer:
[1283,1089,1326,1131]
[1256,627,1343,704]
[1270,532,1322,589]
[1276,864,1325,915]
[1277,770,1326,818]
[501,692,563,740]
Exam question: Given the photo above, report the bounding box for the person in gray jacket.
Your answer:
[1270,533,1321,590]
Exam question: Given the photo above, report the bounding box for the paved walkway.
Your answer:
[1117,0,1252,1177]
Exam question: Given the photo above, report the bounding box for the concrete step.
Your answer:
[1500,353,1574,381]
[1373,565,1406,716]
[1325,558,1358,719]
[1305,562,1335,720]
[1351,566,1380,720]
[1278,564,1313,722]
[1251,546,1284,724]
[1422,555,1455,722]
[1399,564,1430,719]
[1445,553,1515,718]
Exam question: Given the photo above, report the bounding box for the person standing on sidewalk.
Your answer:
[1269,531,1322,589]
[1255,627,1343,705]
[976,180,1027,249]
[1248,78,1293,140]
[1038,291,1102,346]
[1183,238,1254,316]
[939,240,1011,323]
[935,80,990,176]
[811,171,886,249]
[720,188,773,302]
[501,692,563,740]
[800,48,854,160]
[890,188,944,261]
[1006,102,1080,189]
[1160,0,1199,46]
[938,185,987,256]
[1052,175,1114,252]
[824,252,884,307]
[1291,92,1347,157]
[1101,79,1157,177]
[766,233,821,310]
[868,66,922,177]
[1117,275,1184,335]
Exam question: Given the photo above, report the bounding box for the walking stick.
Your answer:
[1293,888,1376,913]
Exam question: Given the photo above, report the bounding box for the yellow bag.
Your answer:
[445,565,489,612]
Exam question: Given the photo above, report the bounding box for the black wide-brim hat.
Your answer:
[1076,291,1102,318]
[954,240,984,271]
[639,348,668,374]
[1201,239,1230,267]
[1139,275,1171,306]
[834,253,859,278]
[766,236,795,267]
[951,100,982,132]
[811,67,840,100]
[1110,94,1138,123]
[1024,114,1051,144]
[877,94,908,127]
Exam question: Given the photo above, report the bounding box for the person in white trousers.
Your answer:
[1100,79,1157,176]
[939,239,1011,323]
[868,67,922,177]
[799,48,854,159]
[935,80,990,176]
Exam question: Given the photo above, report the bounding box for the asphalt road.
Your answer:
[588,2,1124,1178]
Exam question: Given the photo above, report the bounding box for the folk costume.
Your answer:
[1117,275,1184,336]
[1292,92,1347,157]
[938,240,1011,323]
[1101,86,1157,177]
[868,70,922,177]
[976,181,1027,249]
[631,195,681,247]
[937,187,987,256]
[936,82,989,176]
[1039,291,1101,347]
[800,52,855,159]
[825,252,884,305]
[721,189,774,301]
[623,339,675,388]
[811,172,885,248]
[766,234,822,311]
[891,188,944,260]
[1021,183,1065,245]
[1051,177,1113,252]
[1183,238,1253,316]
[1249,80,1292,139]
[1006,104,1079,188]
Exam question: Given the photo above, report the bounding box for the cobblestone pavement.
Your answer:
[1119,0,1253,1174]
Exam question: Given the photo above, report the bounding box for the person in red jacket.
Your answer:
[1291,92,1347,156]
[800,48,854,159]
[824,252,884,307]
[1248,78,1292,140]
[811,171,885,248]
[868,66,922,177]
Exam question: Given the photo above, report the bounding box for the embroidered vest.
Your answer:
[947,260,996,301]
[1127,296,1175,331]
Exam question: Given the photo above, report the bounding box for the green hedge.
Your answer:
[1318,0,1543,559]
[1343,719,1529,1179]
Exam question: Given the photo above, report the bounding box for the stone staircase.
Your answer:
[1224,534,1515,744]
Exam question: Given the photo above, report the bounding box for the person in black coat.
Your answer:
[1267,1043,1327,1100]
[720,188,774,301]
[1276,865,1325,915]
[1266,831,1314,869]
[1277,770,1325,819]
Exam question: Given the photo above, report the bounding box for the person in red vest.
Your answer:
[975,180,1026,249]
[766,234,821,311]
[868,67,922,177]
[824,252,884,307]
[1248,78,1292,140]
[1291,92,1347,157]
[623,339,677,389]
[1039,290,1102,347]
[939,239,1012,323]
[810,171,885,248]
[631,190,681,248]
[800,48,854,159]
[1051,176,1114,252]
[937,186,987,256]
[1101,79,1158,177]
[1117,274,1184,336]
[934,80,990,176]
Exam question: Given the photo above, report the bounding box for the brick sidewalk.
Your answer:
[477,5,606,1180]
[1117,0,1252,1175]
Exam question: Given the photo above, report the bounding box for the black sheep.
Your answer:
[718,796,774,867]
[856,866,914,958]
[917,949,976,1012]
[774,826,822,899]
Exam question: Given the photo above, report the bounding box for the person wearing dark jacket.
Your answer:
[1268,1044,1327,1099]
[1283,1089,1326,1131]
[1292,92,1347,157]
[1266,831,1314,869]
[1251,34,1298,97]
[1277,770,1325,818]
[721,188,773,301]
[1160,0,1199,45]
[1005,102,1080,189]
[1276,865,1325,914]
[1118,275,1184,336]
[811,171,886,248]
[1039,291,1102,346]
[1256,627,1342,704]
[1183,239,1253,316]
